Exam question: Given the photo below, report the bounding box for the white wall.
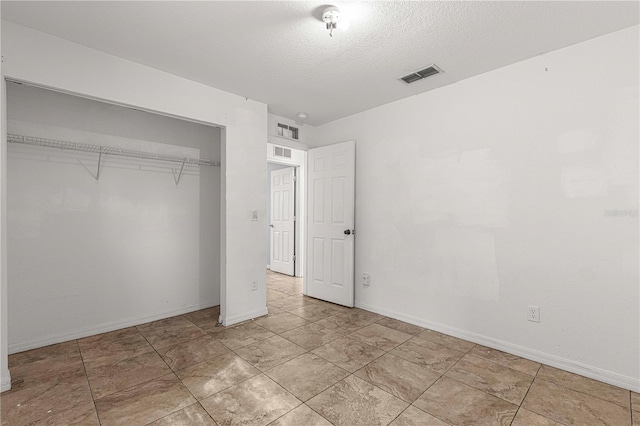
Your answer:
[6,83,220,352]
[1,21,268,390]
[315,26,639,390]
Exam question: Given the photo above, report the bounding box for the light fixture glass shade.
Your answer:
[322,6,341,24]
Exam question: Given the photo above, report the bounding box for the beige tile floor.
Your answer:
[1,270,638,425]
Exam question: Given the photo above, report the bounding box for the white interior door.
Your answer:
[270,167,295,276]
[306,141,355,307]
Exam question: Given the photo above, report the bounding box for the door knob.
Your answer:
[270,224,274,228]
[344,229,351,235]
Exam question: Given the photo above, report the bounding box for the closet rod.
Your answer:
[7,133,220,167]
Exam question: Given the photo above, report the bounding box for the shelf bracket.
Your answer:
[78,148,103,181]
[96,149,103,181]
[172,160,186,186]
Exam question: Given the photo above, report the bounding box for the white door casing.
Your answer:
[270,166,295,275]
[306,141,355,307]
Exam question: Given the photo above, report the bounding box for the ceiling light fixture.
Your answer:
[322,6,349,37]
[296,112,309,120]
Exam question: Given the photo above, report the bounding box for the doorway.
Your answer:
[267,141,356,308]
[269,165,296,275]
[267,143,306,279]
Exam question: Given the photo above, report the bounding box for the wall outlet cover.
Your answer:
[528,306,540,323]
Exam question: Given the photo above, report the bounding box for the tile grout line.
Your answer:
[505,362,545,426]
[463,344,541,377]
[533,373,633,411]
[161,311,266,422]
[405,338,541,425]
[274,293,334,413]
[152,313,222,425]
[137,325,195,423]
[364,319,456,424]
[76,339,104,426]
[410,344,479,425]
[379,329,440,418]
[184,316,267,403]
[277,305,447,425]
[304,402,338,425]
[267,295,400,425]
[97,322,209,424]
[344,315,448,424]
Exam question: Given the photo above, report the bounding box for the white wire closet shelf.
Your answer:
[7,133,220,167]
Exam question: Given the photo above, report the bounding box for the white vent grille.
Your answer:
[399,64,443,84]
[276,123,299,140]
[273,146,292,158]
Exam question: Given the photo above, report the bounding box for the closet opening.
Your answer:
[5,82,222,354]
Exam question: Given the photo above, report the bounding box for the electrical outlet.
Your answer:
[528,306,540,323]
[251,281,258,291]
[251,210,258,221]
[362,273,371,286]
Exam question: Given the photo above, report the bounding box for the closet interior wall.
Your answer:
[6,82,221,353]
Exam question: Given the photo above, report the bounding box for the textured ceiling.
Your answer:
[2,1,638,126]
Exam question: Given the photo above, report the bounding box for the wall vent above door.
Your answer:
[274,145,292,159]
[399,64,443,84]
[276,123,299,140]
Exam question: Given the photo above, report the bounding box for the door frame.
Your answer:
[268,165,296,276]
[266,143,306,278]
[1,77,235,391]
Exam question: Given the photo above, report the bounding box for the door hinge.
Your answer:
[292,255,296,262]
[293,216,296,222]
[293,175,297,182]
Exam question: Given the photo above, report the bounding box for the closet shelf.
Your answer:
[7,133,220,167]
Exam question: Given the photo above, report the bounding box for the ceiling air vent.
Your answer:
[274,145,292,159]
[399,64,443,84]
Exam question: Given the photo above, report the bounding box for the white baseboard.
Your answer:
[8,300,220,355]
[223,306,269,326]
[356,301,640,393]
[1,369,11,393]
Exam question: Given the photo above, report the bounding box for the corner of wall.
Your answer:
[1,371,11,392]
[1,67,10,394]
[223,306,269,327]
